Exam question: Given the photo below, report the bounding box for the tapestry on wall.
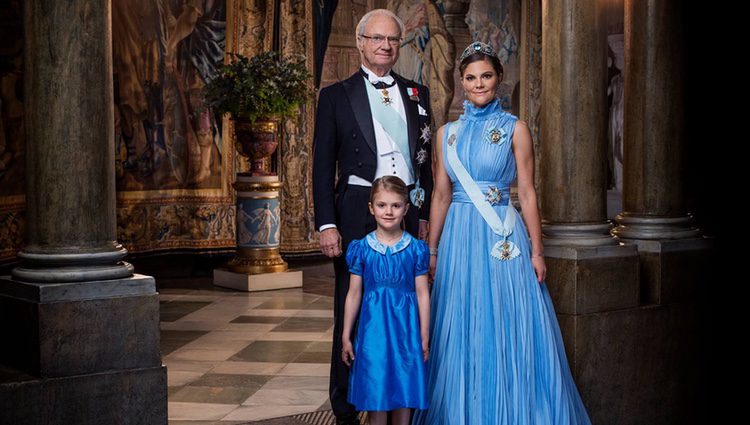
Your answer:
[0,0,24,263]
[113,0,236,254]
[278,0,319,255]
[390,0,455,129]
[464,0,521,112]
[2,0,322,261]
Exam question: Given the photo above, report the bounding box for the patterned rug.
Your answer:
[243,410,368,425]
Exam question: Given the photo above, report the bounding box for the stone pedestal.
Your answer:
[624,238,713,306]
[545,245,640,316]
[0,366,167,425]
[0,275,167,424]
[561,303,699,425]
[545,244,700,425]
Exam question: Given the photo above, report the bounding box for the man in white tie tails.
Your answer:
[312,9,433,425]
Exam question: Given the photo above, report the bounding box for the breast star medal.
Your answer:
[487,128,504,145]
[485,186,502,205]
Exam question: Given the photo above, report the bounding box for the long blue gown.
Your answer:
[346,231,430,411]
[413,99,592,424]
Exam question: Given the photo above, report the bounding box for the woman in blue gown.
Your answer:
[412,42,592,424]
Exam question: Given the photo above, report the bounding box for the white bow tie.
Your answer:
[369,75,394,85]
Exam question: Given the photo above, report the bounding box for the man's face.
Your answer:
[358,14,401,73]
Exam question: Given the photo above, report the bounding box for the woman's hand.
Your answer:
[531,255,547,283]
[428,255,437,285]
[422,337,430,362]
[341,339,355,366]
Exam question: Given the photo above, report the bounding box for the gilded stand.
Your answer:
[227,175,287,274]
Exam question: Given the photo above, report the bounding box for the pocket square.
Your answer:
[418,104,428,116]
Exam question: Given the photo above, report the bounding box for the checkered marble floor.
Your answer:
[159,261,339,424]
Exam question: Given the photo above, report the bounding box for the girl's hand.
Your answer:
[531,255,546,283]
[341,339,355,366]
[428,255,437,285]
[422,338,429,361]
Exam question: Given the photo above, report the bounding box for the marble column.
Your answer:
[601,4,706,421]
[0,0,166,422]
[613,0,700,241]
[540,0,617,247]
[11,0,132,283]
[612,0,710,308]
[520,0,542,187]
[539,1,642,422]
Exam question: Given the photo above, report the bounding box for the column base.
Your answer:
[0,274,161,378]
[545,244,640,315]
[0,364,167,425]
[613,212,702,240]
[12,244,134,283]
[625,237,713,305]
[542,221,620,247]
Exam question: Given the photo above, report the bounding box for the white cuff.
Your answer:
[319,224,337,232]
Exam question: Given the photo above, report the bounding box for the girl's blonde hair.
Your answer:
[369,176,409,204]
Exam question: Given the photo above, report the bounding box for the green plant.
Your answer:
[204,51,312,123]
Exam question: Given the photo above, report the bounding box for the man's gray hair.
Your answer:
[355,9,405,40]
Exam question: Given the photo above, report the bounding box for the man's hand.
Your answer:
[419,220,429,241]
[319,228,342,258]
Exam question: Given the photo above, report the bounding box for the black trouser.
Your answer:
[329,183,420,418]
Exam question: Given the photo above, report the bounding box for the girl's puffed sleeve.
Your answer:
[415,240,430,277]
[346,239,364,276]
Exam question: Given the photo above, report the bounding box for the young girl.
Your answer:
[340,176,431,425]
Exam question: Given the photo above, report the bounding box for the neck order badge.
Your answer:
[380,88,392,105]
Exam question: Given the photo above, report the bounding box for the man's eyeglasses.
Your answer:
[359,34,402,46]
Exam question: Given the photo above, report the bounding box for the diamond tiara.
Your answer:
[460,41,498,62]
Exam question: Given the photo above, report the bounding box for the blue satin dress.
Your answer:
[412,99,592,424]
[346,231,430,411]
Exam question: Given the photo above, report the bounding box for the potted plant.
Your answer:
[204,51,312,176]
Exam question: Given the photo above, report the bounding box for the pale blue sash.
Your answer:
[445,121,520,261]
[365,81,424,207]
